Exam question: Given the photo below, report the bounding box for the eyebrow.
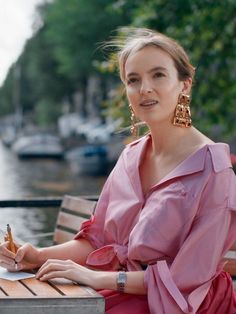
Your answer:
[126,66,167,78]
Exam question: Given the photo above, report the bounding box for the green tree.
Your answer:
[0,0,134,122]
[40,0,134,115]
[105,0,236,140]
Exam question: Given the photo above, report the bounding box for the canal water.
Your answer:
[0,141,107,247]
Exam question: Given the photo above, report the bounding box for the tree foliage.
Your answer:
[0,0,133,123]
[105,0,236,140]
[0,0,235,140]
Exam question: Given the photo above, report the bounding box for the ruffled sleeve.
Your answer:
[144,169,236,314]
[74,171,113,249]
[74,148,128,249]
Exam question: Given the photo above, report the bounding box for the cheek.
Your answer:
[126,87,138,102]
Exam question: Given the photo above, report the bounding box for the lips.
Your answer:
[140,99,159,107]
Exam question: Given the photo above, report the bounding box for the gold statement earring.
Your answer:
[129,104,139,138]
[173,93,192,128]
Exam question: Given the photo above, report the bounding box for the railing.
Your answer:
[0,195,99,208]
[0,195,99,242]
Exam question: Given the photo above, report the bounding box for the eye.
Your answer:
[154,72,165,78]
[127,77,139,85]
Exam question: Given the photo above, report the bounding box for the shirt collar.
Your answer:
[124,136,231,194]
[208,143,232,172]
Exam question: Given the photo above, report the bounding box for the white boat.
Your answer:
[12,134,64,159]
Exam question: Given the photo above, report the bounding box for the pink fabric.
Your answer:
[97,271,236,314]
[99,290,149,314]
[75,135,236,314]
[198,271,236,313]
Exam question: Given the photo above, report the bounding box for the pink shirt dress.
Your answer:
[75,134,236,314]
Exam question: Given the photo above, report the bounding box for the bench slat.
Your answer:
[61,196,96,215]
[53,229,77,245]
[230,242,236,251]
[56,212,87,233]
[224,258,236,276]
[53,196,96,245]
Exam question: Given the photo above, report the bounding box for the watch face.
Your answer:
[118,272,127,284]
[117,271,127,292]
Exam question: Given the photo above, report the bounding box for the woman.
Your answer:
[1,28,236,314]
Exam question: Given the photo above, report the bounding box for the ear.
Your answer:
[182,78,192,94]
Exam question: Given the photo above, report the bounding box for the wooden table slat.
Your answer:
[21,278,62,297]
[0,279,33,297]
[55,284,92,297]
[0,278,105,313]
[0,287,7,296]
[49,278,99,297]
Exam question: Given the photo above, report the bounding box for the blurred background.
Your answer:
[0,0,235,246]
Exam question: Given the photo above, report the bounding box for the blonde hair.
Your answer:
[116,28,195,83]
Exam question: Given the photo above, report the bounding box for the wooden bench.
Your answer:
[224,243,236,277]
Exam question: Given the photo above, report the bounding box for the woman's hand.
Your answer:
[36,259,147,294]
[0,241,40,271]
[13,243,42,270]
[0,241,41,272]
[36,259,99,289]
[0,241,18,271]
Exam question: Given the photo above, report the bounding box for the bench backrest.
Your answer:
[53,195,97,245]
[224,242,236,276]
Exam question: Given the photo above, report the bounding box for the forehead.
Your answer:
[125,46,176,76]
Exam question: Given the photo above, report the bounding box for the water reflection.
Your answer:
[0,141,107,246]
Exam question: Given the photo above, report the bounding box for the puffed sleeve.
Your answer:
[144,169,236,314]
[74,150,124,249]
[73,176,112,249]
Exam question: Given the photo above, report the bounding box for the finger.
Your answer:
[39,270,70,281]
[0,260,18,272]
[0,258,15,268]
[0,242,16,259]
[37,259,71,274]
[0,244,16,267]
[37,262,67,279]
[36,259,57,275]
[0,254,16,266]
[15,243,30,263]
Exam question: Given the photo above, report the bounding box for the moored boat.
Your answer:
[12,134,64,159]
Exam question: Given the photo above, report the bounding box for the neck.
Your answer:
[147,122,195,157]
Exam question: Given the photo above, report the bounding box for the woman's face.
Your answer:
[124,46,191,127]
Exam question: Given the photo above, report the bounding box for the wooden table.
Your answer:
[0,277,104,314]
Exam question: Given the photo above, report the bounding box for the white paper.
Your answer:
[0,266,35,281]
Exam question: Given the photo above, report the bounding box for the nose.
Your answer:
[140,78,153,94]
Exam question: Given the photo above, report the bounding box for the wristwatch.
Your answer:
[117,271,127,293]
